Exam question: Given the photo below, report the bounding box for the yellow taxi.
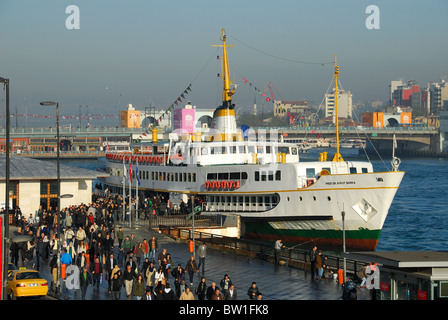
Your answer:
[8,263,18,276]
[7,268,48,300]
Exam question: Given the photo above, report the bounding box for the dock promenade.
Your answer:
[14,224,371,301]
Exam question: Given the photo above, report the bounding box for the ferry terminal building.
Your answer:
[0,155,109,223]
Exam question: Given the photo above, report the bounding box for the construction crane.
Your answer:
[263,81,284,102]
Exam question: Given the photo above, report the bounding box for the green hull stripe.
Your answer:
[244,221,381,240]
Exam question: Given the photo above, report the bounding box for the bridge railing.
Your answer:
[0,125,439,137]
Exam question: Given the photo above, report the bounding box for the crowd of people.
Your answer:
[7,193,264,300]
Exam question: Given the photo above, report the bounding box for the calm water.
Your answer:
[63,148,448,252]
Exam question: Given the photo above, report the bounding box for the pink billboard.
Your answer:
[174,108,195,134]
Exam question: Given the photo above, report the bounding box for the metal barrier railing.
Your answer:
[158,224,363,277]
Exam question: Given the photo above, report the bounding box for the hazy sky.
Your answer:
[1,0,447,126]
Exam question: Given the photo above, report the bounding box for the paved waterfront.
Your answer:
[12,225,370,300]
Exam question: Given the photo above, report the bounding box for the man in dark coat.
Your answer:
[247,282,260,300]
[79,268,92,300]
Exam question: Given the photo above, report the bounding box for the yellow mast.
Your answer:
[212,28,235,107]
[332,54,344,162]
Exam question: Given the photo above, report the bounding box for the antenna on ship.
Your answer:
[211,28,240,141]
[332,54,344,162]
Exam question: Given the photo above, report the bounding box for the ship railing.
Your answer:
[158,225,365,278]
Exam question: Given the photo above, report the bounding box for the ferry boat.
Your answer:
[340,139,366,149]
[102,29,404,251]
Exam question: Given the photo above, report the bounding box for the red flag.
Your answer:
[129,159,133,183]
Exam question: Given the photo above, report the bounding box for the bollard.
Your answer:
[61,264,67,279]
[188,240,194,253]
[338,269,344,285]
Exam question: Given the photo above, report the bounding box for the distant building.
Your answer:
[274,100,309,117]
[173,102,214,134]
[392,82,420,107]
[390,80,406,104]
[325,89,353,122]
[428,80,448,114]
[121,104,141,128]
[0,156,109,219]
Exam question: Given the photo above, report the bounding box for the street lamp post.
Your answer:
[40,101,61,293]
[186,188,195,259]
[342,209,347,284]
[0,76,10,301]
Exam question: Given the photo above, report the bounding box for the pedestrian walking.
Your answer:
[110,271,122,300]
[79,268,92,300]
[309,246,317,280]
[180,286,195,300]
[123,264,137,299]
[225,284,237,300]
[195,277,207,300]
[316,250,324,280]
[274,239,285,266]
[133,274,145,300]
[185,255,199,287]
[247,282,260,300]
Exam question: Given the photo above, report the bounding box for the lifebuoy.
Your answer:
[216,181,222,189]
[228,180,234,189]
[222,180,228,189]
[234,180,240,189]
[205,181,210,189]
[211,181,216,189]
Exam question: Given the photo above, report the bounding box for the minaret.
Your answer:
[253,95,257,116]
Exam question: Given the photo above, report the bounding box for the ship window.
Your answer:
[251,196,256,206]
[175,173,178,181]
[245,196,250,206]
[238,146,245,154]
[222,146,227,154]
[179,173,182,182]
[275,170,281,181]
[193,173,196,182]
[261,172,267,181]
[255,171,260,181]
[328,196,331,201]
[306,168,315,178]
[279,146,289,154]
[210,196,214,203]
[268,171,274,181]
[350,167,357,174]
[238,196,243,204]
[248,146,256,154]
[218,172,229,180]
[242,172,248,180]
[230,172,240,180]
[232,196,237,205]
[258,196,263,206]
[207,173,217,180]
[264,196,270,204]
[231,146,237,154]
[272,196,278,204]
[188,173,191,182]
[183,173,187,182]
[266,146,271,154]
[362,168,368,173]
